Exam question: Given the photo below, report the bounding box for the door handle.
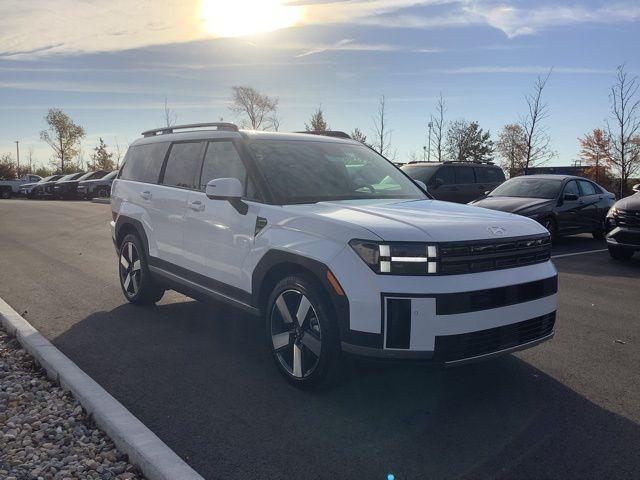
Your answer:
[189,200,205,212]
[140,191,152,200]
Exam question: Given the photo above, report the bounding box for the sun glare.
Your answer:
[200,0,303,38]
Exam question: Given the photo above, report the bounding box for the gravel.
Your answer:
[0,328,145,480]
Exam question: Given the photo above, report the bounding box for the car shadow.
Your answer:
[53,299,640,480]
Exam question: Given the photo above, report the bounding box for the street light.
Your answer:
[427,121,433,162]
[15,141,19,173]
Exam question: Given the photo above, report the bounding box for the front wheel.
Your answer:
[266,276,340,389]
[118,234,165,304]
[608,245,634,260]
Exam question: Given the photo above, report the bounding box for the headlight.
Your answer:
[349,239,438,275]
[606,206,618,218]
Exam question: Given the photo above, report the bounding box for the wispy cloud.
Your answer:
[294,38,441,57]
[409,66,617,75]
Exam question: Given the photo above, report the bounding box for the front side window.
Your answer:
[564,180,580,197]
[119,142,170,184]
[247,140,425,204]
[162,142,205,189]
[455,166,475,184]
[200,141,247,190]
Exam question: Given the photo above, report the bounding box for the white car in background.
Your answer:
[110,123,558,389]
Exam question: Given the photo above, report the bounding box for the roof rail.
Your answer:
[295,130,352,139]
[141,122,239,137]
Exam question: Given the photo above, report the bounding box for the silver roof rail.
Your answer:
[141,122,239,137]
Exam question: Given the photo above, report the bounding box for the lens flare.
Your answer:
[199,0,302,38]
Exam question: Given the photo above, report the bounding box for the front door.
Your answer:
[184,139,259,292]
[556,180,589,233]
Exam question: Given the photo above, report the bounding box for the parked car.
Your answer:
[26,174,65,198]
[111,122,557,389]
[0,174,42,198]
[470,174,616,240]
[605,184,640,260]
[78,170,118,199]
[54,170,107,199]
[46,172,84,198]
[401,161,506,203]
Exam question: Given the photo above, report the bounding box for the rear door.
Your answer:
[184,139,259,292]
[577,179,603,231]
[154,141,206,267]
[453,166,477,203]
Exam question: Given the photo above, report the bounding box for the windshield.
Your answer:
[103,170,118,180]
[247,140,425,203]
[57,174,75,181]
[38,176,55,183]
[489,177,562,199]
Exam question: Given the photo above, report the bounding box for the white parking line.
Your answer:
[552,248,608,259]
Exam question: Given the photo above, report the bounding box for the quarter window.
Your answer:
[162,142,205,189]
[475,167,505,183]
[119,143,170,184]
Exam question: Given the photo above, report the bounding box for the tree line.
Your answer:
[3,64,639,196]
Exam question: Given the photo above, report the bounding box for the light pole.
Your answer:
[15,141,20,174]
[427,121,433,162]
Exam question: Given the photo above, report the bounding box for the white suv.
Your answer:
[110,123,558,388]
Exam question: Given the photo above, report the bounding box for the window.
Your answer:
[489,178,563,199]
[563,180,580,197]
[475,167,505,183]
[119,143,170,184]
[162,142,205,189]
[455,166,475,184]
[578,180,598,196]
[200,141,256,198]
[430,167,455,186]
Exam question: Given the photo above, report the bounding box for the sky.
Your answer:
[0,0,639,169]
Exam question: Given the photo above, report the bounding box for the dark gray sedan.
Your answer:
[77,170,118,199]
[469,174,616,240]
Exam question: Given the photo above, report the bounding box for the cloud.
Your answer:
[419,66,616,75]
[294,38,441,56]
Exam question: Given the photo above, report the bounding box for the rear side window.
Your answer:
[119,143,169,184]
[455,166,475,184]
[578,180,598,196]
[200,141,247,190]
[475,167,505,183]
[162,142,205,189]
[430,166,455,186]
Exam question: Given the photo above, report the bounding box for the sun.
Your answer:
[199,0,303,38]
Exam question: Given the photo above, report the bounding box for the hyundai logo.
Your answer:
[488,226,506,235]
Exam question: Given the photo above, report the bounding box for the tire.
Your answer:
[265,275,341,389]
[97,187,109,198]
[542,216,558,241]
[118,234,165,304]
[592,227,606,240]
[608,245,634,260]
[0,189,11,199]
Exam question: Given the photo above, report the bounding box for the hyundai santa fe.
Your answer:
[110,123,558,388]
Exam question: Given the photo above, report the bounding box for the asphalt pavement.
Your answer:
[0,199,638,480]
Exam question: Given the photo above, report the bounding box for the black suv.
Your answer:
[401,161,506,203]
[606,184,640,260]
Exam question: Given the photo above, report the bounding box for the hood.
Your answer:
[20,182,39,188]
[287,199,546,242]
[615,193,640,211]
[471,196,554,214]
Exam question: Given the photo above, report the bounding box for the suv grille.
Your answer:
[438,235,551,275]
[614,209,640,229]
[433,312,555,363]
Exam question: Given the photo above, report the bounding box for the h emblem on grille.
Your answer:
[488,226,506,235]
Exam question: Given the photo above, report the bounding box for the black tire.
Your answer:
[608,245,634,260]
[97,187,109,198]
[592,227,606,240]
[118,234,165,304]
[0,189,11,199]
[542,216,558,241]
[265,275,341,389]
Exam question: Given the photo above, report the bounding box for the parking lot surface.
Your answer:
[1,199,638,480]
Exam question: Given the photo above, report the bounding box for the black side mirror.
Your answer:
[563,192,579,202]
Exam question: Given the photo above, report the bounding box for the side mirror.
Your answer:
[206,178,247,214]
[563,192,579,202]
[414,180,427,191]
[633,184,640,193]
[484,190,491,196]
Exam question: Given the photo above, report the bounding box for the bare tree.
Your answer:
[305,105,330,132]
[496,123,528,176]
[606,64,640,197]
[268,113,282,132]
[162,97,177,127]
[431,92,446,161]
[40,108,85,172]
[229,86,279,130]
[113,137,125,169]
[372,95,393,157]
[520,70,556,171]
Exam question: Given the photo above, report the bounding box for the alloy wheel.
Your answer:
[119,241,142,297]
[270,289,322,379]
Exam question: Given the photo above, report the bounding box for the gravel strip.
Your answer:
[0,328,145,480]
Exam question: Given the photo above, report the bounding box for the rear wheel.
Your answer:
[608,245,634,260]
[266,276,340,389]
[118,234,165,304]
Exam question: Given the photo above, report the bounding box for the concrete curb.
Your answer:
[91,198,110,204]
[0,297,205,480]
